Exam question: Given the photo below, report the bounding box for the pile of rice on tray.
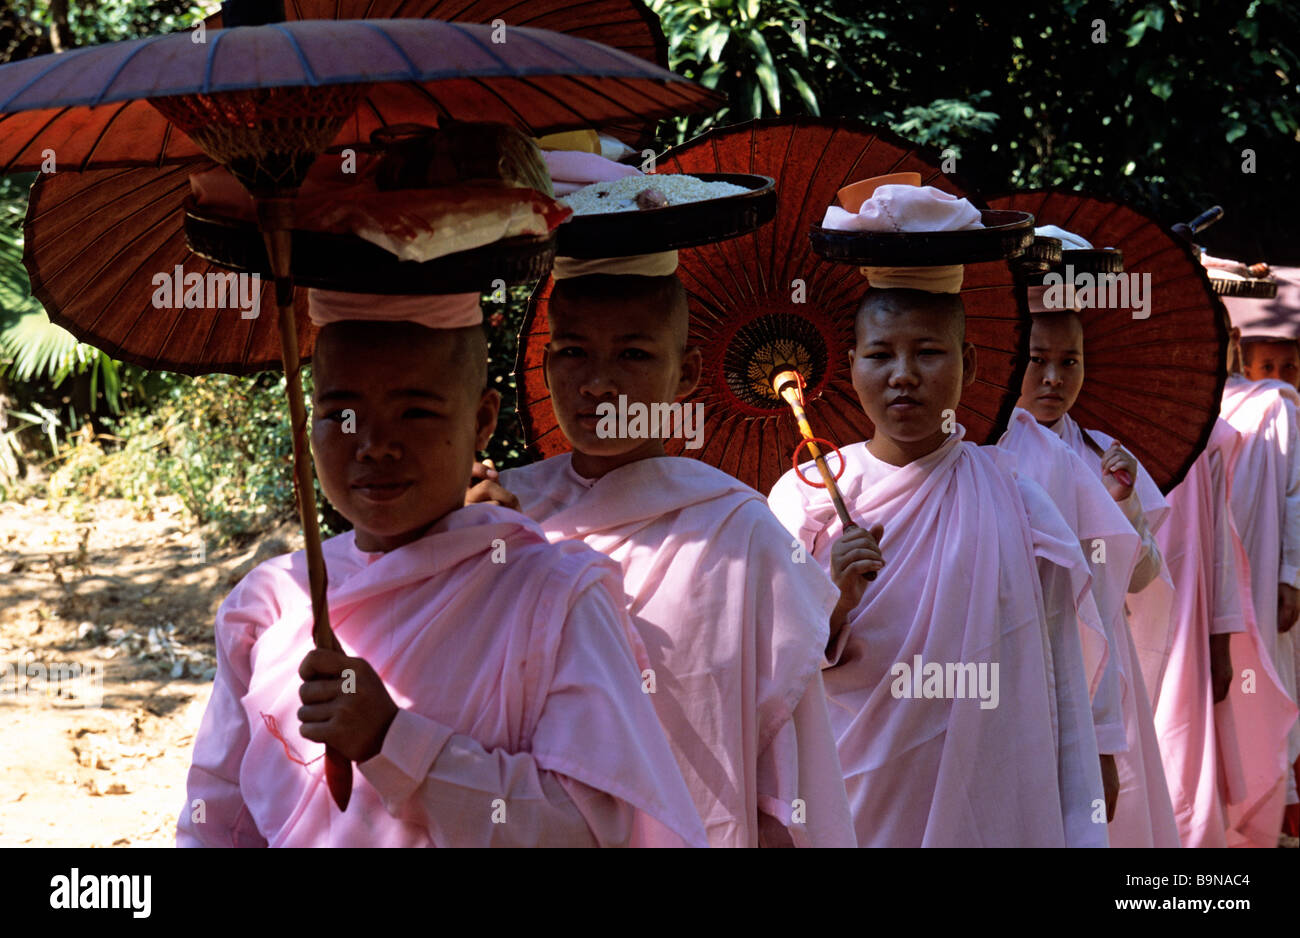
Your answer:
[562,174,750,215]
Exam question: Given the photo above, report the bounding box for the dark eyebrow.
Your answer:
[863,336,948,345]
[316,390,360,403]
[316,388,446,403]
[1029,344,1082,354]
[552,331,661,343]
[390,388,447,401]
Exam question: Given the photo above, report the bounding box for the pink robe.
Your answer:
[1221,374,1300,808]
[502,455,856,848]
[768,428,1073,847]
[177,503,708,847]
[1051,413,1182,848]
[1000,409,1133,748]
[998,408,1152,847]
[1135,417,1297,846]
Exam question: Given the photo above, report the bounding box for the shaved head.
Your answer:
[314,319,488,398]
[856,289,966,348]
[1031,309,1084,347]
[551,274,690,349]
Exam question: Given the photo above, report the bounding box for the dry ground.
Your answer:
[0,492,299,847]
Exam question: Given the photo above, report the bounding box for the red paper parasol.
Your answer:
[518,117,1027,494]
[987,189,1230,493]
[3,5,721,809]
[22,0,676,375]
[0,18,714,173]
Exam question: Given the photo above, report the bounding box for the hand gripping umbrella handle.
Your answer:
[1078,426,1134,491]
[772,370,876,581]
[261,200,353,812]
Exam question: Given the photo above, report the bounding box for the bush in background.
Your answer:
[48,371,314,544]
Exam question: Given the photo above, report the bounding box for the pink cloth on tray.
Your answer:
[544,149,642,196]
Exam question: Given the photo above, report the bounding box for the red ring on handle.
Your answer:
[792,437,846,488]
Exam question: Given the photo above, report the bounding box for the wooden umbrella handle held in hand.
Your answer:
[1080,427,1134,490]
[260,199,353,812]
[773,370,877,582]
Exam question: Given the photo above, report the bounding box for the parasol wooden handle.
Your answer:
[260,199,353,812]
[772,370,875,581]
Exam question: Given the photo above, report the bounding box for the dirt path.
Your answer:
[0,494,300,847]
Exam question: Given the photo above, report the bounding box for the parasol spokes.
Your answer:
[149,84,367,197]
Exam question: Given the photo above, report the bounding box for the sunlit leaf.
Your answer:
[786,66,820,114]
[756,62,781,113]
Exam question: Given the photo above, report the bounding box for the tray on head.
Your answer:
[1024,246,1125,283]
[554,172,776,259]
[1060,248,1124,274]
[1014,235,1063,278]
[1208,276,1279,299]
[809,209,1035,266]
[184,200,556,295]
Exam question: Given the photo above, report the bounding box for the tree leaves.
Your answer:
[651,0,838,126]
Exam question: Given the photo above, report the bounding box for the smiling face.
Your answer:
[544,274,701,478]
[310,320,499,552]
[1017,311,1085,425]
[1241,337,1300,389]
[850,289,976,466]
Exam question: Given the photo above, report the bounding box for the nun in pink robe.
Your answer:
[769,427,1083,847]
[176,496,709,847]
[998,407,1147,846]
[1220,374,1300,810]
[1049,413,1182,847]
[1131,416,1297,846]
[502,454,856,848]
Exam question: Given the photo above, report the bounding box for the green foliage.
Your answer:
[0,171,142,476]
[6,0,204,49]
[652,0,845,137]
[888,94,1001,152]
[47,371,326,543]
[1,310,125,407]
[0,176,36,312]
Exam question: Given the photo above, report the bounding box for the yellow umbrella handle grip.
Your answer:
[774,370,876,581]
